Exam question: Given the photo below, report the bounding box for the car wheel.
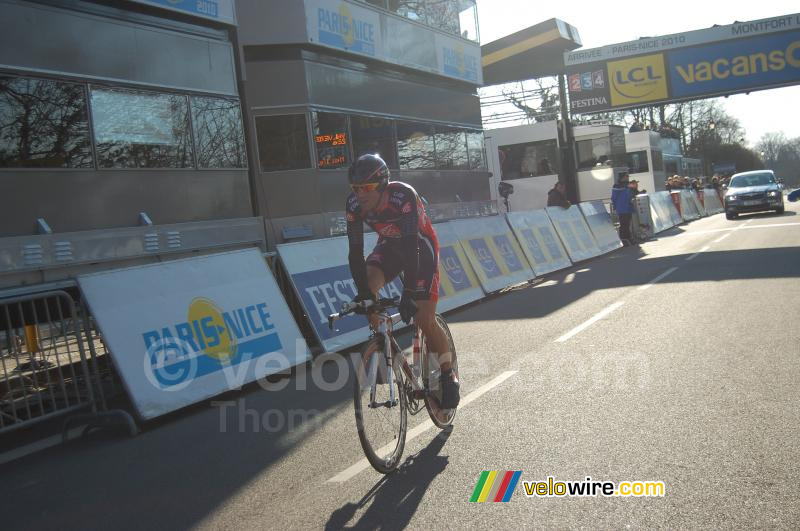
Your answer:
[726,211,738,220]
[776,206,784,214]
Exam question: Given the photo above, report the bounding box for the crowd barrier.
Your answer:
[276,236,404,353]
[673,190,700,221]
[433,222,485,313]
[545,205,603,262]
[79,248,311,420]
[449,216,534,293]
[578,201,623,254]
[649,192,682,233]
[632,194,654,240]
[701,189,724,214]
[505,210,572,276]
[686,190,706,218]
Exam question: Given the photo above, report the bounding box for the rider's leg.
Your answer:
[415,300,451,371]
[365,265,386,329]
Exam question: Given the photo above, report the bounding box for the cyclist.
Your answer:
[346,153,460,408]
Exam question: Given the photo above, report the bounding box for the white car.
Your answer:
[724,170,784,220]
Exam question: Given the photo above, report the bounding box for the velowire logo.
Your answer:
[470,471,522,502]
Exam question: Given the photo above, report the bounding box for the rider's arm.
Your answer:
[397,196,420,296]
[346,204,370,295]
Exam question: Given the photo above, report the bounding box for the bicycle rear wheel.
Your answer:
[353,337,407,474]
[423,314,458,428]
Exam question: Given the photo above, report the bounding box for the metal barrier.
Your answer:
[1,290,136,438]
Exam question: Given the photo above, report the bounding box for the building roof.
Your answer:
[481,18,582,86]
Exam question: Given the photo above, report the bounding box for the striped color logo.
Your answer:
[470,471,522,502]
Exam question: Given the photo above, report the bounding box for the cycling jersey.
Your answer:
[346,181,439,301]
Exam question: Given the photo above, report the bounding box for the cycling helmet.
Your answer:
[349,154,389,189]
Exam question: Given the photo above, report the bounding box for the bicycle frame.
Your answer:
[369,311,425,409]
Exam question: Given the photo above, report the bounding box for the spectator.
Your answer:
[547,181,571,209]
[629,179,646,195]
[611,173,634,246]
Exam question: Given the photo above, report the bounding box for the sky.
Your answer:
[475,0,800,146]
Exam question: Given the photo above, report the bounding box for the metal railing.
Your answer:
[0,291,98,433]
[0,289,136,439]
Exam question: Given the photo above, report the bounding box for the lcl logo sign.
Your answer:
[608,54,669,106]
[614,66,662,85]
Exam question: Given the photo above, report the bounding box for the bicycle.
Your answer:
[328,297,459,474]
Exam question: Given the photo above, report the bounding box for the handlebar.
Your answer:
[327,297,400,330]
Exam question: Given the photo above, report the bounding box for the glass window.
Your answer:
[466,130,486,169]
[312,111,350,169]
[397,120,435,169]
[609,126,626,157]
[576,137,614,169]
[423,0,459,35]
[663,154,680,175]
[0,76,92,168]
[434,126,468,169]
[626,150,649,173]
[191,96,247,168]
[457,0,479,41]
[390,1,427,23]
[91,87,193,169]
[651,150,663,171]
[351,115,397,168]
[498,139,559,180]
[255,114,310,172]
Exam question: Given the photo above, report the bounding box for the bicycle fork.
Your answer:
[369,329,399,409]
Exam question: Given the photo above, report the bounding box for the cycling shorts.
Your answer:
[366,235,439,302]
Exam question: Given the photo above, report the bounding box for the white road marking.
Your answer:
[741,222,800,230]
[555,301,625,343]
[686,246,710,261]
[712,233,731,243]
[638,266,679,291]
[564,273,576,284]
[327,371,518,483]
[0,427,84,466]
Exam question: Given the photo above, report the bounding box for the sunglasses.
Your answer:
[350,182,381,193]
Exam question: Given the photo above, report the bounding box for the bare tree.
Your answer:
[501,78,560,124]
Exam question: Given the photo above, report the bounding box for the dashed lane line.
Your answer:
[327,371,518,483]
[554,301,625,343]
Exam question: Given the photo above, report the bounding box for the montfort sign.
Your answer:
[564,13,800,113]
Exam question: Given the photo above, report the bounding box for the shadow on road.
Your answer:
[446,244,800,325]
[0,354,361,530]
[325,428,452,531]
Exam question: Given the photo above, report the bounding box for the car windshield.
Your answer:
[729,173,775,188]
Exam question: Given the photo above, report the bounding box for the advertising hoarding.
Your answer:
[128,0,236,25]
[78,249,310,420]
[565,14,800,113]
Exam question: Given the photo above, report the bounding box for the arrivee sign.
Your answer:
[565,13,800,113]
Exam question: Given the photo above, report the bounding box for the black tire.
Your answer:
[726,211,737,220]
[776,206,785,214]
[422,314,458,428]
[353,337,407,474]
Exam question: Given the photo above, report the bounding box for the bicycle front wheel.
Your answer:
[353,337,407,474]
[423,314,458,428]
